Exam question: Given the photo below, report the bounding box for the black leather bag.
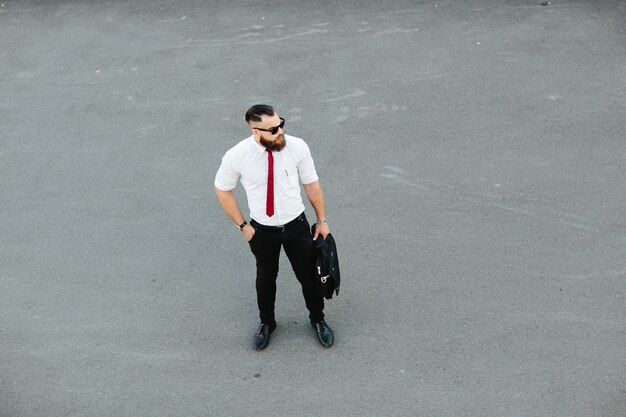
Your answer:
[311,225,340,299]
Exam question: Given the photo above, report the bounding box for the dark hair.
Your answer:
[245,104,275,123]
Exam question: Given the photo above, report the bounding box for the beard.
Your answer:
[259,133,286,152]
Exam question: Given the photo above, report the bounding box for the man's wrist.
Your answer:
[316,218,327,225]
[237,220,247,230]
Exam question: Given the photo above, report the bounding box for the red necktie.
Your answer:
[266,149,274,217]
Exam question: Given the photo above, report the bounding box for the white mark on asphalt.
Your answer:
[237,32,260,38]
[331,115,350,124]
[326,89,366,102]
[460,194,601,232]
[382,172,602,232]
[381,173,412,184]
[380,167,431,190]
[135,125,158,138]
[253,29,328,43]
[237,25,264,31]
[365,28,420,38]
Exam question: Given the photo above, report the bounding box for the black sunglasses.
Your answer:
[254,117,285,135]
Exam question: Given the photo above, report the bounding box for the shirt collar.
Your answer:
[249,135,268,154]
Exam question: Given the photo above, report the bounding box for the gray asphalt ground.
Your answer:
[2,1,625,416]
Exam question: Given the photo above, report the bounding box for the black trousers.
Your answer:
[248,213,324,325]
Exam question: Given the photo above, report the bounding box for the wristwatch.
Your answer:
[237,221,247,230]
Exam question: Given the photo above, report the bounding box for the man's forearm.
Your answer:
[215,188,246,226]
[303,181,326,221]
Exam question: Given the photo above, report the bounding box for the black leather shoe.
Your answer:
[253,322,276,350]
[311,320,334,348]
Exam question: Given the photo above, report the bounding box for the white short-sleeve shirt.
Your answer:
[215,134,319,226]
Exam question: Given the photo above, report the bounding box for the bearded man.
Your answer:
[214,104,334,350]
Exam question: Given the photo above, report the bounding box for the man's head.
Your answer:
[245,104,286,152]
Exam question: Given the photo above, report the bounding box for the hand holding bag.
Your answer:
[311,225,340,300]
